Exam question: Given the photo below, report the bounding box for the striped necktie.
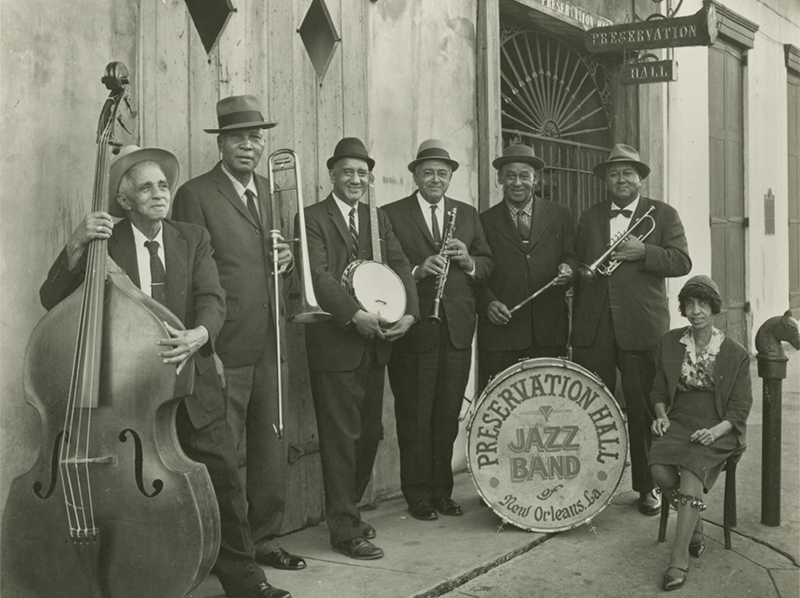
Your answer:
[348,207,359,262]
[431,204,442,247]
[144,240,169,306]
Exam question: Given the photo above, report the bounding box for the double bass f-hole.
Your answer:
[33,431,68,499]
[119,429,163,498]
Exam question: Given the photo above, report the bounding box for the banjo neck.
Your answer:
[366,183,382,263]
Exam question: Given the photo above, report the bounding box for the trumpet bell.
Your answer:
[578,264,599,282]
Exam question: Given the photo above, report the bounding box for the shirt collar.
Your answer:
[506,196,533,217]
[221,162,258,198]
[611,195,640,217]
[130,220,164,249]
[416,191,444,212]
[332,192,359,221]
[680,326,725,362]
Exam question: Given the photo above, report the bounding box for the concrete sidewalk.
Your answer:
[190,349,799,598]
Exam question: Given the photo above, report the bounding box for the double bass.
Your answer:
[1,63,220,597]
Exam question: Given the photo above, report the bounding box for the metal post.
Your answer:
[757,356,787,526]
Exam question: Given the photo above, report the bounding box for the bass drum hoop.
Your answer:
[341,260,407,324]
[466,357,628,533]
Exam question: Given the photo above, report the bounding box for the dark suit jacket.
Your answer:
[172,162,284,368]
[650,327,752,446]
[39,219,227,428]
[477,197,577,351]
[301,194,419,372]
[382,193,493,352]
[571,197,691,352]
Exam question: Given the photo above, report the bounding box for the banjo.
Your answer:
[341,182,407,324]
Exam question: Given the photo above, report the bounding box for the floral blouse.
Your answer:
[676,326,726,392]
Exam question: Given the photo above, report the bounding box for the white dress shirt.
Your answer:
[221,162,260,216]
[610,195,640,241]
[332,193,359,233]
[131,223,165,299]
[416,192,444,241]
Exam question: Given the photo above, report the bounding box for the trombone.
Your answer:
[268,149,331,439]
[578,206,656,282]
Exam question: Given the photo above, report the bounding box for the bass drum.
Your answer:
[466,358,628,533]
[341,260,406,324]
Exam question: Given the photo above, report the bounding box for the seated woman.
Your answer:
[648,275,752,591]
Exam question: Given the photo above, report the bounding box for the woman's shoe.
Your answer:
[689,527,706,558]
[662,566,688,591]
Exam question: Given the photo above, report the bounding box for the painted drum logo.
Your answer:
[467,358,628,532]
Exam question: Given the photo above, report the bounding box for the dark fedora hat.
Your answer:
[593,144,651,179]
[407,139,459,172]
[108,145,180,218]
[492,144,545,171]
[326,137,375,171]
[204,94,277,133]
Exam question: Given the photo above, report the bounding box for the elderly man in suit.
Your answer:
[171,96,305,577]
[477,145,576,388]
[383,139,493,520]
[301,137,419,559]
[40,146,291,598]
[571,143,692,517]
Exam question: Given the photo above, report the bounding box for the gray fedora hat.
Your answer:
[407,139,459,172]
[326,137,375,170]
[204,94,277,133]
[492,144,545,171]
[593,144,651,179]
[108,145,180,218]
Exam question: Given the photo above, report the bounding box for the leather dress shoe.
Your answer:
[408,500,438,521]
[255,547,306,570]
[637,490,662,516]
[332,537,384,560]
[433,497,464,516]
[662,566,688,591]
[360,521,376,540]
[227,581,292,598]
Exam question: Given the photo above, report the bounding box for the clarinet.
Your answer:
[426,207,457,325]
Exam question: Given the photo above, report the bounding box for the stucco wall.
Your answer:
[0,1,138,515]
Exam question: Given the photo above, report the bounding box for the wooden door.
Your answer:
[788,69,800,317]
[709,40,748,346]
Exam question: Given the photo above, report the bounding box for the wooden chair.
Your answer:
[658,448,745,550]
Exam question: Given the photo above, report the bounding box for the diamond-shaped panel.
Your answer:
[299,0,340,79]
[185,0,235,54]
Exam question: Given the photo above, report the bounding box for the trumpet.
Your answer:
[578,206,656,282]
[268,149,332,439]
[426,207,457,325]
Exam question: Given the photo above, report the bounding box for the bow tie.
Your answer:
[609,208,633,218]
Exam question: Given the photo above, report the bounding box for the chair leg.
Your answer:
[658,490,670,542]
[724,457,737,550]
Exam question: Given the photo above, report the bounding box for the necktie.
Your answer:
[431,205,442,247]
[348,207,359,262]
[144,240,168,306]
[516,211,531,242]
[245,189,261,229]
[609,208,633,219]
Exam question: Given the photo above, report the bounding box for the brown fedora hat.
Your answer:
[326,137,375,170]
[204,94,277,133]
[492,144,545,171]
[593,143,650,179]
[407,139,459,172]
[108,145,180,218]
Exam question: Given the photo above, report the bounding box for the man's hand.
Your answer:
[487,300,512,326]
[610,235,646,262]
[416,254,447,280]
[65,212,115,270]
[444,239,474,272]
[270,234,294,274]
[158,322,209,374]
[690,427,717,446]
[382,314,416,341]
[554,262,573,285]
[351,310,386,340]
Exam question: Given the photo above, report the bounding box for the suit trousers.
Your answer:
[176,402,266,592]
[571,293,656,493]
[309,344,385,544]
[388,315,472,505]
[224,321,288,551]
[478,341,565,391]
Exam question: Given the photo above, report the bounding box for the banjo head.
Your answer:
[343,260,407,324]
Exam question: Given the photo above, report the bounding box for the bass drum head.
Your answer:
[349,261,407,324]
[466,358,628,533]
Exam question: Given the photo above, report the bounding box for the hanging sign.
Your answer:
[620,58,678,85]
[584,4,718,53]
